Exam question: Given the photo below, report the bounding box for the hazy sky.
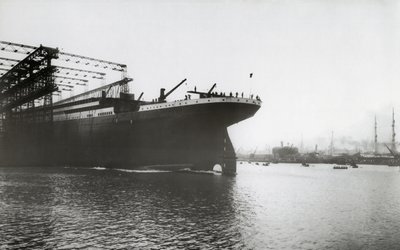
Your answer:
[1,0,400,152]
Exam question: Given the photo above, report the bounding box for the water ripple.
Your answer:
[1,164,400,249]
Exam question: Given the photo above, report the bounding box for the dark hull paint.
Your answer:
[0,101,260,174]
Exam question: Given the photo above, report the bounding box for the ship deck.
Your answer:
[139,97,261,112]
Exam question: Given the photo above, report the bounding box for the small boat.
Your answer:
[262,162,270,166]
[349,162,358,168]
[387,162,400,167]
[333,165,348,170]
[255,162,259,165]
[301,162,310,167]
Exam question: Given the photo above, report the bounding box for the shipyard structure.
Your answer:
[0,41,261,175]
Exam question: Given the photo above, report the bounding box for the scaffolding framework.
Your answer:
[0,46,59,131]
[0,41,130,134]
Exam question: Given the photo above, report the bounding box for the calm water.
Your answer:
[1,163,400,249]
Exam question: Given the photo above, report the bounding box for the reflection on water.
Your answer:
[1,164,400,249]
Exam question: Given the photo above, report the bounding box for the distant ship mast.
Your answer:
[374,115,378,154]
[392,108,396,151]
[329,131,334,156]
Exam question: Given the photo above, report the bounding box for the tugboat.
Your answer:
[349,162,358,168]
[387,161,400,167]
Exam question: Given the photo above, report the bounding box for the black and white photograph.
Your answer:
[1,0,400,249]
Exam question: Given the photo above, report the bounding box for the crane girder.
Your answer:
[0,41,126,73]
[55,65,105,79]
[0,41,36,55]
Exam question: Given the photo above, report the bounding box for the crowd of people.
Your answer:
[207,91,261,101]
[151,88,261,103]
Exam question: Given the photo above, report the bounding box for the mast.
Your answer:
[392,108,396,151]
[330,131,334,156]
[374,115,378,154]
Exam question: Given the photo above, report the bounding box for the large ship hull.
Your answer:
[1,98,260,174]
